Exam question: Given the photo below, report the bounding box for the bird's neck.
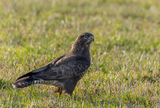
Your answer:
[70,44,91,62]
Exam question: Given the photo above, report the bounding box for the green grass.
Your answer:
[0,0,160,107]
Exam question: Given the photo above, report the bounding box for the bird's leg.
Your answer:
[69,94,72,98]
[58,92,61,98]
[58,87,62,99]
[58,93,61,98]
[69,94,72,100]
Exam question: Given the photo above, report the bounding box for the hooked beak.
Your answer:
[89,35,94,42]
[84,35,94,45]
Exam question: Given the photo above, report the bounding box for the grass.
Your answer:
[0,0,160,107]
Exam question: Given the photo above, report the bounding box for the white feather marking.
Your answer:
[52,80,58,84]
[37,80,39,83]
[12,84,16,88]
[33,79,64,87]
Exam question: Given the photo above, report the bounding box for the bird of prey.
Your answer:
[13,32,94,97]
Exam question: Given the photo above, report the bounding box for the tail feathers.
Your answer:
[16,71,37,81]
[12,76,34,88]
[13,71,39,88]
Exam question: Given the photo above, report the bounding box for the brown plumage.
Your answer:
[13,32,94,97]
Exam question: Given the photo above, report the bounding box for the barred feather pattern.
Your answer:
[13,79,64,88]
[33,79,64,87]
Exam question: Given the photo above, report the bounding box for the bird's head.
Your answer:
[70,32,94,54]
[75,32,94,46]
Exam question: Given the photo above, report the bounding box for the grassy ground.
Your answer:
[0,0,160,107]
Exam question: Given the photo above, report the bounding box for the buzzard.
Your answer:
[13,32,94,97]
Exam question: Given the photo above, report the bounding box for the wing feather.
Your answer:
[16,54,66,81]
[32,56,90,80]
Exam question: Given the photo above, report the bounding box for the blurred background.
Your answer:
[0,0,160,107]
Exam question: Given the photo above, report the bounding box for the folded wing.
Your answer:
[31,56,90,80]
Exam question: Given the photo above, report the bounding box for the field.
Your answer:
[0,0,160,107]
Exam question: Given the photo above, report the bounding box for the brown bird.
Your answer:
[13,32,94,97]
